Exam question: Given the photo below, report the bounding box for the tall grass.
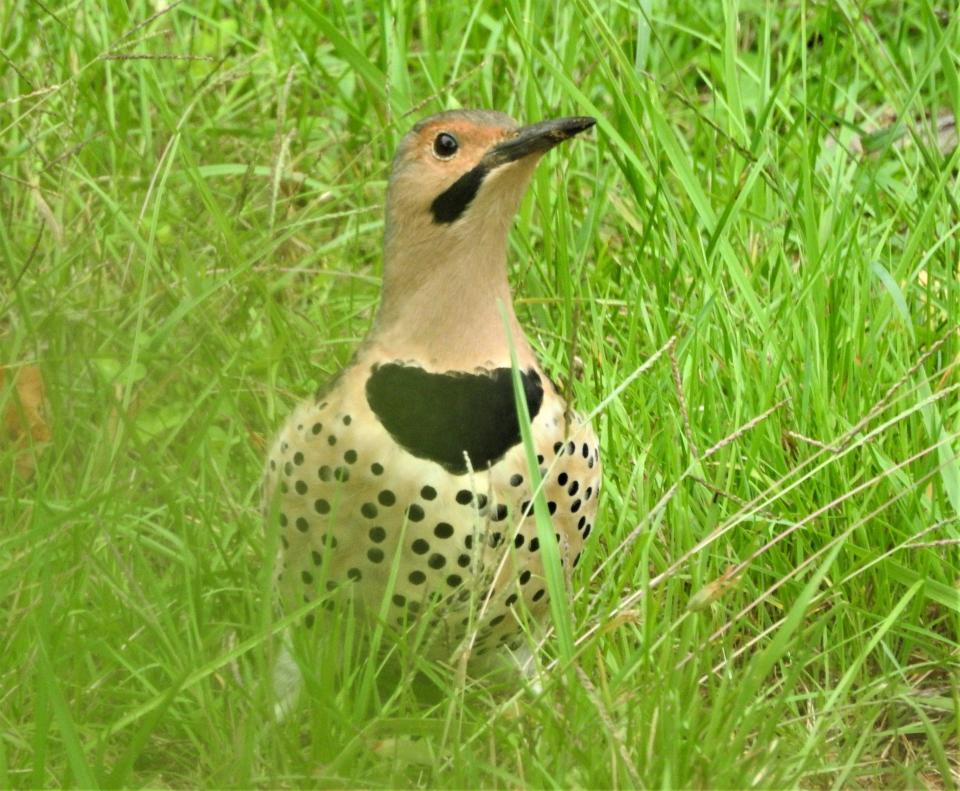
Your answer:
[1,0,958,786]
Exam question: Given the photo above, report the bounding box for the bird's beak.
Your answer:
[484,116,596,169]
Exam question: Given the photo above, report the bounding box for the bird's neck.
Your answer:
[371,228,536,372]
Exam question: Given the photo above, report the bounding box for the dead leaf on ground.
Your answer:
[1,365,51,479]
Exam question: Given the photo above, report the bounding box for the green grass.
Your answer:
[2,0,959,787]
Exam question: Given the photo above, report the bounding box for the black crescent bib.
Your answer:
[365,363,544,474]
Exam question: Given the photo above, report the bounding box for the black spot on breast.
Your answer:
[365,363,544,474]
[430,164,488,224]
[407,504,425,522]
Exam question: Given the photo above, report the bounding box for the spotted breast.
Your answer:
[264,346,600,660]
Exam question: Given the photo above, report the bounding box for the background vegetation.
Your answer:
[2,0,958,787]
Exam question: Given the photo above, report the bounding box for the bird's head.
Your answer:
[373,109,595,365]
[384,109,596,255]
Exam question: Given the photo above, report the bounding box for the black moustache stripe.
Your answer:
[430,164,489,224]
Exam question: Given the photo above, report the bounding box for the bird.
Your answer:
[263,109,601,694]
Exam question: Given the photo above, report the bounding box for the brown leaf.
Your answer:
[688,564,742,612]
[597,608,642,635]
[1,365,51,479]
[248,429,267,453]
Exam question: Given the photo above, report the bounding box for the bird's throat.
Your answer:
[373,237,534,371]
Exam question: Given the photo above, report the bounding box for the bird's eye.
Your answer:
[432,132,459,160]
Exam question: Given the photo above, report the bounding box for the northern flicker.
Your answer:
[264,109,600,684]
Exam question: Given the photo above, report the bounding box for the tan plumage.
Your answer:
[264,109,600,673]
